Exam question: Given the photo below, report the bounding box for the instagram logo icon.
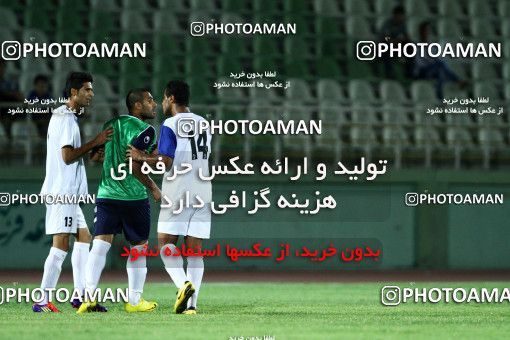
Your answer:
[356,41,376,60]
[1,41,21,60]
[190,22,205,36]
[381,286,401,306]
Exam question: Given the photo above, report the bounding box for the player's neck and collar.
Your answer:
[65,99,83,118]
[172,105,190,116]
[129,112,151,122]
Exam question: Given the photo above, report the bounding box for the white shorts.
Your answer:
[45,204,88,235]
[158,204,211,239]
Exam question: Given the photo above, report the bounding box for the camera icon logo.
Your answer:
[0,193,11,206]
[356,41,377,60]
[1,41,21,60]
[190,22,205,36]
[381,286,401,306]
[405,193,419,207]
[177,117,197,138]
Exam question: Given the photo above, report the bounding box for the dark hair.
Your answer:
[164,80,190,106]
[33,74,49,85]
[126,88,149,113]
[64,72,93,97]
[393,5,405,15]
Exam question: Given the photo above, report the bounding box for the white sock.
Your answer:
[84,239,111,298]
[127,243,147,305]
[186,256,204,308]
[160,243,187,289]
[40,247,67,305]
[71,241,89,296]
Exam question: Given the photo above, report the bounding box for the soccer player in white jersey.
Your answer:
[127,80,212,314]
[33,72,112,313]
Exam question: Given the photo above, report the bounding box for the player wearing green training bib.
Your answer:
[98,115,157,200]
[78,88,161,315]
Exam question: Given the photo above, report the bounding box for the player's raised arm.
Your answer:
[62,128,113,165]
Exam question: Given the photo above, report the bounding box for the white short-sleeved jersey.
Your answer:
[40,105,88,196]
[158,112,212,204]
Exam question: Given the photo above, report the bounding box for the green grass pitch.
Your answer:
[1,282,509,339]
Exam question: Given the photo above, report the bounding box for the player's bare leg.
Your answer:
[52,233,71,251]
[158,233,179,248]
[75,227,91,243]
[159,232,195,313]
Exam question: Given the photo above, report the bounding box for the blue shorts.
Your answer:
[94,198,150,243]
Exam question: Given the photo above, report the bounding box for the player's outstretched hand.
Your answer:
[126,144,144,162]
[90,146,105,163]
[94,128,113,146]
